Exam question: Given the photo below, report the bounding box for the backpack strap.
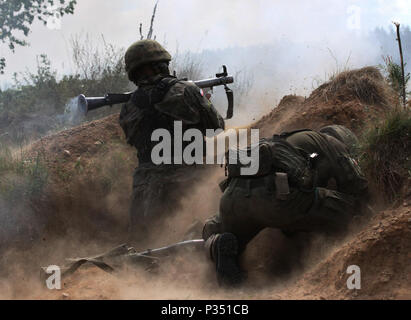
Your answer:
[273,128,314,140]
[156,76,180,90]
[153,76,180,99]
[130,76,180,107]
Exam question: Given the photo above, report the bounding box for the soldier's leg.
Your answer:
[202,184,265,286]
[203,226,261,286]
[207,175,315,285]
[129,165,189,242]
[203,215,240,286]
[304,187,358,235]
[128,167,166,242]
[128,182,153,242]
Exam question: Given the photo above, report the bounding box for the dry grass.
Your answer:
[360,107,411,203]
[309,66,396,106]
[0,144,48,198]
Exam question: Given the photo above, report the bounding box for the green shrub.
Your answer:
[360,108,411,202]
[379,55,410,104]
[0,144,48,201]
[0,36,131,145]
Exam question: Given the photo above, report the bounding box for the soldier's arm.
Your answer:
[326,136,368,197]
[154,81,225,131]
[119,96,144,146]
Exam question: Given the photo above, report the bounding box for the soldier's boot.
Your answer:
[213,233,243,286]
[203,218,244,286]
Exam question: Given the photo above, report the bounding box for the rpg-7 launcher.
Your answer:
[77,65,234,119]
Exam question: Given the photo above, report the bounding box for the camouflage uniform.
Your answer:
[203,126,368,285]
[120,40,224,240]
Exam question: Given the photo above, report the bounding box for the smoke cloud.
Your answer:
[2,0,409,125]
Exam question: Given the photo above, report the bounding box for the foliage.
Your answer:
[360,108,411,202]
[0,143,48,199]
[0,35,130,144]
[0,0,77,73]
[379,55,410,103]
[171,50,204,80]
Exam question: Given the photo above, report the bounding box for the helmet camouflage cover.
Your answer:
[124,39,172,74]
[319,125,359,154]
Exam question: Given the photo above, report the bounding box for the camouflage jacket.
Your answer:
[119,75,225,164]
[284,129,368,197]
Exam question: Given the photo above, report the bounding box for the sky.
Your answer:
[1,0,411,88]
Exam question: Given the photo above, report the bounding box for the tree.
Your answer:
[380,55,410,104]
[138,0,159,40]
[0,0,77,74]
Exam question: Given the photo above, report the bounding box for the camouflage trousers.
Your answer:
[129,163,205,241]
[203,173,358,259]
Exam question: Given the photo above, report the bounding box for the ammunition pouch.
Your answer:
[275,172,290,200]
[224,137,317,198]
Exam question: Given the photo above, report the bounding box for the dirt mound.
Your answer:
[27,202,411,300]
[307,66,394,106]
[252,94,305,137]
[13,113,136,248]
[27,114,125,174]
[253,67,395,137]
[278,94,305,107]
[278,204,411,300]
[230,66,410,299]
[2,66,409,300]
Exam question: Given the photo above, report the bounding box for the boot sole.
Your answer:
[216,233,242,286]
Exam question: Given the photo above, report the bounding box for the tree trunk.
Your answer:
[393,22,407,108]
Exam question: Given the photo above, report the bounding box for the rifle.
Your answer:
[40,239,205,280]
[77,65,234,119]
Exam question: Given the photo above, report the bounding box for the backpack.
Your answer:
[319,125,360,156]
[225,136,315,191]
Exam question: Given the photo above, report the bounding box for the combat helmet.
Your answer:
[319,125,359,154]
[124,40,171,75]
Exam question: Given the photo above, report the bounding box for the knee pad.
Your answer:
[204,234,219,260]
[202,216,222,240]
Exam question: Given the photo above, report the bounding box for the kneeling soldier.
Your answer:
[203,126,368,286]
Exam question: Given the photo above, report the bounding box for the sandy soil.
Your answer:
[1,67,409,300]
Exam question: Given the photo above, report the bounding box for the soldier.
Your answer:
[202,125,369,286]
[119,40,225,241]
